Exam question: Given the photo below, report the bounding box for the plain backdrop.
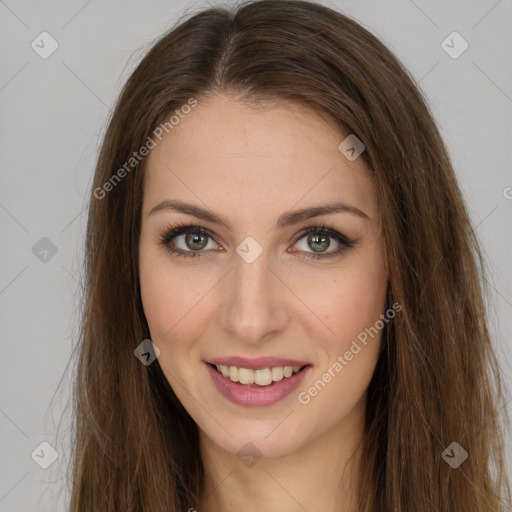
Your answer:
[0,0,511,510]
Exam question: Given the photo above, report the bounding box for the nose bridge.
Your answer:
[222,247,286,343]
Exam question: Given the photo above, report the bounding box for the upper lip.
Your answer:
[205,356,311,370]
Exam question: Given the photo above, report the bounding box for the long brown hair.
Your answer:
[65,1,511,510]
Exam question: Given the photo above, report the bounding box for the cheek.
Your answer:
[299,267,387,415]
[334,275,387,339]
[306,250,387,344]
[139,246,208,344]
[140,276,178,337]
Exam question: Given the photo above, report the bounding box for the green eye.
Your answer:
[183,232,209,251]
[292,226,353,259]
[307,233,331,252]
[159,223,354,260]
[160,224,215,258]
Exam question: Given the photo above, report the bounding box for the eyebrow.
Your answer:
[148,199,370,228]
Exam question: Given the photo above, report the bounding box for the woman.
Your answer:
[68,1,511,510]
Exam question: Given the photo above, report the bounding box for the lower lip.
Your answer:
[205,363,312,407]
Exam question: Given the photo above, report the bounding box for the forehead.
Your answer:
[142,95,377,222]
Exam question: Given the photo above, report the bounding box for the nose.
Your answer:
[220,248,290,345]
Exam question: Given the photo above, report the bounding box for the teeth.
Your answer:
[214,364,303,386]
[238,367,255,385]
[254,368,273,386]
[229,366,238,382]
[271,366,284,381]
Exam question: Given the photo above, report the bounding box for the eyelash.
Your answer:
[157,221,355,260]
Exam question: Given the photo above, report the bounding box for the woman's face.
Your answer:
[138,94,388,460]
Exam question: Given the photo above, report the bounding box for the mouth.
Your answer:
[205,360,312,406]
[207,362,311,387]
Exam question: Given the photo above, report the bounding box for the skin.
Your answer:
[138,93,388,512]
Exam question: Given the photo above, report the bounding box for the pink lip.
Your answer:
[205,362,312,407]
[206,356,310,370]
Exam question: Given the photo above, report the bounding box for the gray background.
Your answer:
[0,0,511,510]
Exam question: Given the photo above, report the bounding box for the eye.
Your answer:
[291,225,354,259]
[158,222,354,259]
[158,223,219,258]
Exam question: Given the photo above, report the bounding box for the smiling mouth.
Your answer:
[207,362,310,387]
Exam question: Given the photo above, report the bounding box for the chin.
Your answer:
[199,415,309,462]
